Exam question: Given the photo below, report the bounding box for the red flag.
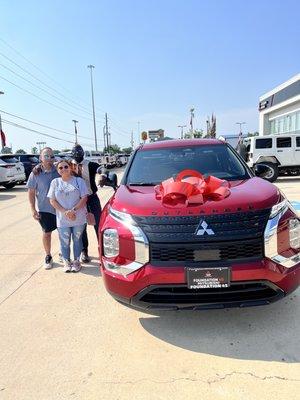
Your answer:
[1,130,6,147]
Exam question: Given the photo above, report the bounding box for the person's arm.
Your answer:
[72,195,88,212]
[28,188,40,220]
[48,179,75,220]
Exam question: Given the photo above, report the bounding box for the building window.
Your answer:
[296,137,300,147]
[256,138,272,148]
[276,137,291,148]
[269,110,300,134]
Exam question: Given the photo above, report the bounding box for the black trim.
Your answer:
[125,281,284,310]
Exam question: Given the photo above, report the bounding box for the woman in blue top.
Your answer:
[48,160,89,272]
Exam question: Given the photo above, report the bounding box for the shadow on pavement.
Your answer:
[0,194,16,201]
[81,259,101,277]
[139,292,299,363]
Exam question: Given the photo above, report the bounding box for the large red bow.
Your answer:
[154,169,230,206]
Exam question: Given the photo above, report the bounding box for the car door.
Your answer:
[275,137,294,166]
[296,136,300,165]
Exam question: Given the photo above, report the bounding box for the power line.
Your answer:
[0,109,94,140]
[0,39,132,136]
[2,118,100,148]
[0,75,99,122]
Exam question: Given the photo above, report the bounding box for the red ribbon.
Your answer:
[154,169,230,206]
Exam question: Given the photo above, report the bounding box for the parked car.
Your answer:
[0,155,26,189]
[13,154,39,180]
[98,139,300,310]
[244,134,300,182]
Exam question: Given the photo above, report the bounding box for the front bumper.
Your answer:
[101,260,300,310]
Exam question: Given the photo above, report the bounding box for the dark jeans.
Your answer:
[82,193,101,253]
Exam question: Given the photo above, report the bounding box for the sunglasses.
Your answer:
[43,155,55,160]
[58,165,69,170]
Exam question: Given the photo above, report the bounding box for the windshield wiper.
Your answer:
[127,182,159,186]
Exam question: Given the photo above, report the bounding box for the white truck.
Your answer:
[244,134,300,182]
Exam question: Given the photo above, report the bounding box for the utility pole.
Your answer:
[190,108,195,138]
[105,113,109,152]
[36,141,46,152]
[236,122,246,143]
[130,130,134,148]
[178,125,186,139]
[137,121,140,145]
[103,125,106,153]
[87,65,98,151]
[0,91,4,150]
[72,120,78,144]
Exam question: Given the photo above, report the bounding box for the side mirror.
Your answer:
[98,171,118,191]
[254,164,270,178]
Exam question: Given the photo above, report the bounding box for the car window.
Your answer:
[276,137,291,148]
[126,144,250,184]
[255,138,272,149]
[296,137,300,147]
[28,156,39,163]
[1,156,18,163]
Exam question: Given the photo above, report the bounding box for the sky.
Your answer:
[0,0,300,152]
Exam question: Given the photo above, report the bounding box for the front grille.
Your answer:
[136,282,283,307]
[150,238,263,264]
[132,209,270,243]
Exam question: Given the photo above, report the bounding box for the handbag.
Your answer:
[86,211,96,226]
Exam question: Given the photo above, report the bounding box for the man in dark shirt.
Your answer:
[71,145,102,263]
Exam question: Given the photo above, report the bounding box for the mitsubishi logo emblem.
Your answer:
[195,220,215,236]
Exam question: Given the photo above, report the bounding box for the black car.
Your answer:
[14,154,39,180]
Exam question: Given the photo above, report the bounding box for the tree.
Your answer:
[1,146,12,154]
[31,147,38,154]
[193,129,204,139]
[52,150,60,155]
[247,131,259,137]
[206,114,217,138]
[106,144,121,154]
[62,148,71,153]
[122,147,133,154]
[16,149,26,154]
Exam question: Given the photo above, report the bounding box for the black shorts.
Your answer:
[39,212,57,233]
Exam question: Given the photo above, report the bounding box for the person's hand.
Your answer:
[65,210,76,221]
[32,164,42,176]
[32,210,40,220]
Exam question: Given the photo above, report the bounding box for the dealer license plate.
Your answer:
[186,267,231,289]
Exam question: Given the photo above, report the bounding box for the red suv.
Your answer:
[99,139,300,310]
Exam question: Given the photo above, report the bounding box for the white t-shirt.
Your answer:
[47,176,89,228]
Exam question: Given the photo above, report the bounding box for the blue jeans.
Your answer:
[57,225,85,261]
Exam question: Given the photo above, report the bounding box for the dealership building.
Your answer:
[259,73,300,136]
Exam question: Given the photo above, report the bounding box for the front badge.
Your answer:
[195,220,215,236]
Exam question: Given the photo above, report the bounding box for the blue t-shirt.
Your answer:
[47,176,89,228]
[26,167,59,215]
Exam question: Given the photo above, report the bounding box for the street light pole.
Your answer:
[0,91,4,150]
[178,125,186,139]
[236,122,246,134]
[87,65,98,151]
[72,120,78,144]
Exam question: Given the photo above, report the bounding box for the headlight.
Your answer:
[103,229,119,257]
[289,219,300,249]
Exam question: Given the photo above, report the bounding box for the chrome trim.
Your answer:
[109,207,149,266]
[103,259,144,277]
[264,206,300,268]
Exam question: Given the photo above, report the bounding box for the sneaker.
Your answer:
[71,260,82,273]
[63,260,72,273]
[44,255,53,270]
[80,251,90,263]
[58,253,63,263]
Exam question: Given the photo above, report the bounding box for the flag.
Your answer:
[1,129,6,147]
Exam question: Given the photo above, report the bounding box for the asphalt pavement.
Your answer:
[0,173,299,400]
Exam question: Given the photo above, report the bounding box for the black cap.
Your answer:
[71,144,84,164]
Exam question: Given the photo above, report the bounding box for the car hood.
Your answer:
[109,177,281,216]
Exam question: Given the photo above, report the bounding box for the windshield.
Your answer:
[126,145,250,185]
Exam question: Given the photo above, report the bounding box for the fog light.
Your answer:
[103,229,119,257]
[289,219,300,249]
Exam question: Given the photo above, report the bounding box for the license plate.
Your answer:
[186,267,231,289]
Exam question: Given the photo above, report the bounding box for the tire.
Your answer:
[3,182,16,189]
[257,162,279,183]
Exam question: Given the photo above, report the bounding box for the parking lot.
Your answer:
[0,173,299,400]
